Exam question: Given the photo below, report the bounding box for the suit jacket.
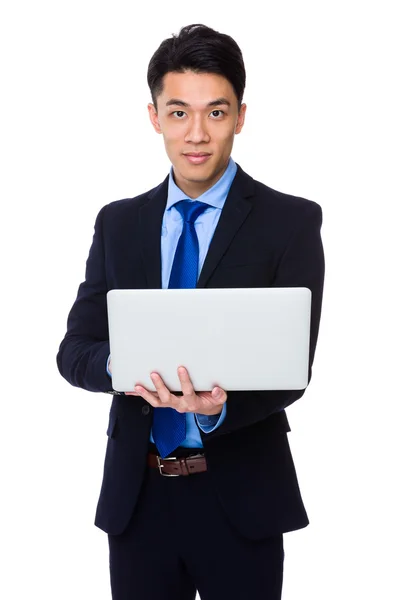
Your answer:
[56,162,325,540]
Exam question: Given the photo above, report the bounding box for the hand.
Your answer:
[125,366,227,416]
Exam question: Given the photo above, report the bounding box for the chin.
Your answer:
[185,170,216,183]
[180,162,215,178]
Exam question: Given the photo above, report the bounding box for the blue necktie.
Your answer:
[152,199,210,458]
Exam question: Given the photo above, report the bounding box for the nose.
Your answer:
[184,116,210,144]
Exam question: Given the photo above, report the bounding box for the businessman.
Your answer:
[57,23,325,600]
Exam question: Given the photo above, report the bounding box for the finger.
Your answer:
[150,372,173,404]
[125,390,160,398]
[133,385,162,406]
[177,366,195,397]
[211,387,227,402]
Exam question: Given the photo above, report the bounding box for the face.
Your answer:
[148,70,246,198]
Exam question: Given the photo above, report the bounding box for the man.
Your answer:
[57,23,325,600]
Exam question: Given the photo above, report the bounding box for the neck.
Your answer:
[172,160,229,198]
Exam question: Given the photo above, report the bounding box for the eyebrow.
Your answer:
[165,97,231,108]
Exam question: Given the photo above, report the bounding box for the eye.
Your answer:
[170,109,225,119]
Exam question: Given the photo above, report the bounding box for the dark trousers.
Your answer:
[108,447,284,600]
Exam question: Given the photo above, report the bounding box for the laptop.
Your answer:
[106,287,312,393]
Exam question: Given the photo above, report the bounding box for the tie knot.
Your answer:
[174,200,210,224]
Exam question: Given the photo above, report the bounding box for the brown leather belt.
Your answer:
[147,452,207,476]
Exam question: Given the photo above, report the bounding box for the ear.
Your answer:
[235,103,247,135]
[148,103,162,134]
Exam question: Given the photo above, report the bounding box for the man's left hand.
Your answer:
[125,366,227,416]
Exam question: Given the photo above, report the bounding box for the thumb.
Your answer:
[212,387,222,399]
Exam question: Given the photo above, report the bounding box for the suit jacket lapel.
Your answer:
[138,163,255,289]
[197,164,255,287]
[138,175,169,289]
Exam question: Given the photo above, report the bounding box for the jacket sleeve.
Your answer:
[56,204,120,394]
[198,201,325,441]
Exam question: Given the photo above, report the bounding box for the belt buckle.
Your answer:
[156,455,180,477]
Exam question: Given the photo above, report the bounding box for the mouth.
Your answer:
[183,153,211,165]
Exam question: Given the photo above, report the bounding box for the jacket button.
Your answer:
[142,405,151,415]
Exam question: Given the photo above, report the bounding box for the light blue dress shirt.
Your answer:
[107,156,238,446]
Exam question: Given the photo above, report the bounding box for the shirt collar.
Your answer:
[166,156,238,211]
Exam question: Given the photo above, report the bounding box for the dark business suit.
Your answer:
[57,162,325,598]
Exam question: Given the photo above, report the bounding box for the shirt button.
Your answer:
[142,405,151,415]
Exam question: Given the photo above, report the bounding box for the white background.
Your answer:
[1,1,412,599]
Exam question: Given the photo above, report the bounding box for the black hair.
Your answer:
[147,24,246,112]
